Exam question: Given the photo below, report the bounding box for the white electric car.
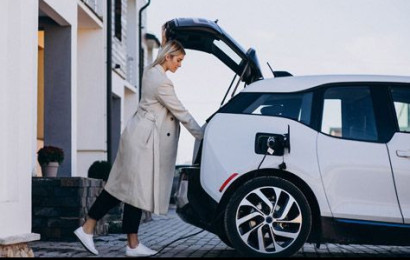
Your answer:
[166,18,410,257]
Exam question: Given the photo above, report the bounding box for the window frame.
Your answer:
[212,81,405,144]
[216,90,315,128]
[317,82,397,144]
[387,83,410,134]
[114,0,122,42]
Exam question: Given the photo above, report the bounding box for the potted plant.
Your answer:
[88,160,112,182]
[37,146,64,177]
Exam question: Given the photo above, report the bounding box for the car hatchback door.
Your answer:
[317,84,402,223]
[387,85,410,223]
[165,18,263,85]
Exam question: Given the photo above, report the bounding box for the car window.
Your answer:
[391,86,410,133]
[321,86,378,141]
[242,92,313,125]
[217,92,313,126]
[213,39,242,65]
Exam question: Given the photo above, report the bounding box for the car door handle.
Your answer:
[396,150,410,158]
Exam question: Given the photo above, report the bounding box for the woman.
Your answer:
[74,40,204,257]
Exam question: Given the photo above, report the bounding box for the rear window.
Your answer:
[219,92,313,125]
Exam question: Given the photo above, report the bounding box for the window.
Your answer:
[114,0,122,41]
[213,40,242,65]
[220,92,313,125]
[391,86,410,133]
[321,86,378,141]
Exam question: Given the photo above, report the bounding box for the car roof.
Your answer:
[242,74,410,93]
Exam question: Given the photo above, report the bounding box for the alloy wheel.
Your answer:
[225,176,311,257]
[235,186,302,253]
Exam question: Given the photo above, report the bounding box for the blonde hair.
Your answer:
[151,40,186,68]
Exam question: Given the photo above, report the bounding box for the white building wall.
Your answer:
[77,0,149,176]
[0,0,39,238]
[43,0,77,24]
[126,0,137,87]
[41,0,153,177]
[77,27,106,177]
[124,87,139,125]
[112,0,149,132]
[112,72,126,128]
[0,0,155,243]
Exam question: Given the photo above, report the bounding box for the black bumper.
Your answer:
[174,167,219,234]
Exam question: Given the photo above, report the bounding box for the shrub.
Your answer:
[88,160,112,181]
[37,146,64,166]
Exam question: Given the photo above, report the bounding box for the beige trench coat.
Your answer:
[104,64,204,215]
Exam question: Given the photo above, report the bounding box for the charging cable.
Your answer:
[257,152,268,170]
[257,136,288,170]
[151,229,205,256]
[150,203,228,256]
[278,156,287,170]
[257,137,275,170]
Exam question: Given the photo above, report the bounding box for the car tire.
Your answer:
[224,176,312,257]
[217,232,233,248]
[216,220,233,248]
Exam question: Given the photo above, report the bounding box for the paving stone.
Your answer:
[29,208,410,258]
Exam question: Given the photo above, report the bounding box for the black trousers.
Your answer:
[88,189,142,234]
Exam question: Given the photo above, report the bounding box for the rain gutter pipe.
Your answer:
[107,0,113,164]
[138,0,151,100]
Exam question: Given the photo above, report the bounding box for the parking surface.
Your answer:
[30,206,410,258]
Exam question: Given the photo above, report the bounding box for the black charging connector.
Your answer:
[256,125,291,171]
[278,161,287,170]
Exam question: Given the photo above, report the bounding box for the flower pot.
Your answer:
[41,162,59,177]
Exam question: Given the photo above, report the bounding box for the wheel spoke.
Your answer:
[257,225,265,251]
[270,226,285,252]
[241,198,265,215]
[265,226,276,250]
[272,188,282,214]
[275,214,302,224]
[240,222,264,241]
[237,211,262,226]
[272,228,298,239]
[253,189,273,213]
[277,196,295,220]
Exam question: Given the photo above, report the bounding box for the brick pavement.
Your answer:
[30,206,410,258]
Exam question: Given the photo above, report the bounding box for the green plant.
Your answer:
[37,146,64,166]
[88,160,112,181]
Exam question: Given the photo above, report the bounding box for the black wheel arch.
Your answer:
[216,168,322,244]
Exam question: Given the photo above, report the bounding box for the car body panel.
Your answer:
[243,75,410,94]
[200,113,332,217]
[317,133,402,223]
[387,133,410,223]
[166,18,263,84]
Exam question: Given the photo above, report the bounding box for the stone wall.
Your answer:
[0,233,39,258]
[0,243,34,257]
[32,177,123,241]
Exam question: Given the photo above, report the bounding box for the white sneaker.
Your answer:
[74,227,99,255]
[125,243,157,257]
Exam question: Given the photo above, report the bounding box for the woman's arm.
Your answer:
[156,80,204,140]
